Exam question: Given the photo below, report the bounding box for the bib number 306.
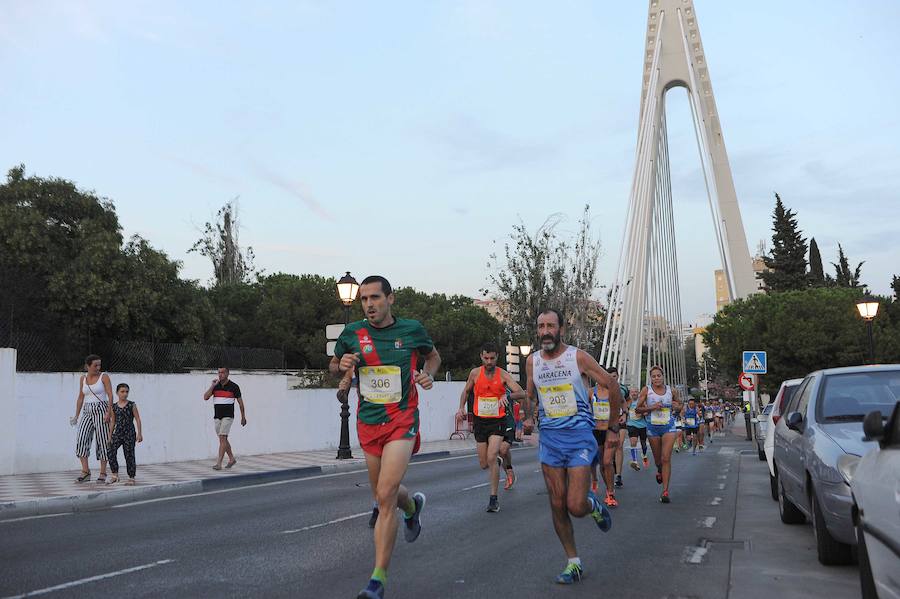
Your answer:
[359,366,402,404]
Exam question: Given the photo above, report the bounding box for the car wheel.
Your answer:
[778,472,805,524]
[856,519,878,598]
[769,471,778,501]
[811,488,852,565]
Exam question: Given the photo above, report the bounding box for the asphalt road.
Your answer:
[0,433,799,598]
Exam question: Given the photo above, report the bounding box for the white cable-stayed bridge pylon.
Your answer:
[599,0,757,391]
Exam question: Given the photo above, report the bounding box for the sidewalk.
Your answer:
[0,438,477,520]
[728,415,860,599]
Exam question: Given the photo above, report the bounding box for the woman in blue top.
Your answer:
[636,365,682,503]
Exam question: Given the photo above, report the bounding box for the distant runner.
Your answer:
[457,343,525,513]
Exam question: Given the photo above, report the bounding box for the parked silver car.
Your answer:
[773,365,899,565]
[841,402,900,599]
[753,402,774,461]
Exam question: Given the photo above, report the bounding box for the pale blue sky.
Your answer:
[3,1,898,323]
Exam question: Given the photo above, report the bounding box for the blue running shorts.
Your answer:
[539,427,598,468]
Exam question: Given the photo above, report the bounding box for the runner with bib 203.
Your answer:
[636,365,683,504]
[525,309,623,585]
[458,342,525,513]
[330,276,441,599]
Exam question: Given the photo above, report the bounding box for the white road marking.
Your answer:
[1,559,174,598]
[709,497,722,505]
[282,512,370,534]
[462,482,490,491]
[717,475,728,480]
[698,516,717,528]
[717,483,726,490]
[718,447,735,455]
[682,546,708,564]
[0,512,71,524]
[111,452,498,510]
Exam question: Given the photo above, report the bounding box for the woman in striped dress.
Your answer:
[70,354,114,483]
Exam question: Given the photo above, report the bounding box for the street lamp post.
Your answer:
[335,272,360,460]
[856,295,880,364]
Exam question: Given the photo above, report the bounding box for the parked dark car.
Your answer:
[842,402,900,599]
[773,365,900,565]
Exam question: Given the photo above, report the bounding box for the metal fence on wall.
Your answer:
[0,322,284,373]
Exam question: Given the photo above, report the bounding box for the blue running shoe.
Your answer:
[357,579,384,599]
[404,492,426,543]
[587,491,612,532]
[555,562,584,584]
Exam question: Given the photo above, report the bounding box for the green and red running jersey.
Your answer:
[334,318,434,425]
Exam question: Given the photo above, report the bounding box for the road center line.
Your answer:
[697,516,717,528]
[1,559,174,599]
[461,482,490,491]
[282,512,370,534]
[709,497,722,505]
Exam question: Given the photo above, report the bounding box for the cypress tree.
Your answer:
[808,237,825,285]
[831,244,864,288]
[759,193,808,292]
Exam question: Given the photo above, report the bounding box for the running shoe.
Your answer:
[504,468,516,490]
[614,474,623,488]
[587,491,612,532]
[674,445,680,453]
[655,471,663,485]
[629,460,640,471]
[698,444,705,450]
[642,456,649,468]
[604,492,619,508]
[403,492,426,542]
[368,505,379,528]
[660,490,671,504]
[555,562,584,585]
[486,495,500,513]
[357,579,385,599]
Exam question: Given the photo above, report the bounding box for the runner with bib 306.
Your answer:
[330,276,441,599]
[525,309,623,585]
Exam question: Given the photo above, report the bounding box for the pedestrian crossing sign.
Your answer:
[742,351,767,374]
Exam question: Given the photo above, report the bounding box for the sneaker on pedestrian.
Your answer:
[614,474,623,488]
[604,492,618,508]
[642,456,649,468]
[357,579,385,599]
[504,467,515,490]
[403,492,426,542]
[368,504,379,529]
[587,491,612,532]
[629,460,640,471]
[660,490,671,504]
[486,495,500,513]
[555,562,584,585]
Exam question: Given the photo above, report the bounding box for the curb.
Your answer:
[0,447,475,522]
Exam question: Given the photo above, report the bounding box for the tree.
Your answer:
[483,205,603,350]
[190,200,258,286]
[892,275,900,302]
[758,193,808,292]
[703,287,900,393]
[808,237,825,286]
[831,244,865,288]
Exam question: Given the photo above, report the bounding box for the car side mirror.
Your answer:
[863,410,885,445]
[786,411,804,432]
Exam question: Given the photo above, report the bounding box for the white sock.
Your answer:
[567,557,582,567]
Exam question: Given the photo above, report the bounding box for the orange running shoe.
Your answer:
[642,456,650,468]
[504,468,516,490]
[604,492,618,508]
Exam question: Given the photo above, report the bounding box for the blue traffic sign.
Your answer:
[742,351,767,374]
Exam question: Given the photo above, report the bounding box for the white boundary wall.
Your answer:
[3,356,464,476]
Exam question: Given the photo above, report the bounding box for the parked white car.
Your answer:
[842,402,900,599]
[765,378,803,500]
[754,403,774,460]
